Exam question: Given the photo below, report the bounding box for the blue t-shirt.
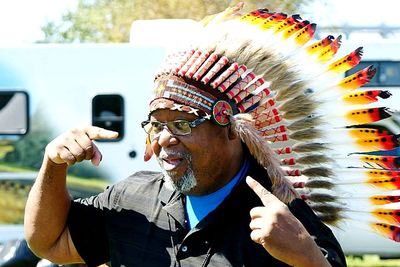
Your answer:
[185,158,249,229]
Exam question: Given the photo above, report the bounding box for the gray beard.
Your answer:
[157,152,197,194]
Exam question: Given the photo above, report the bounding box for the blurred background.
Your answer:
[0,0,399,44]
[0,0,399,266]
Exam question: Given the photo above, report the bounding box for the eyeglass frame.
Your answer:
[141,117,207,139]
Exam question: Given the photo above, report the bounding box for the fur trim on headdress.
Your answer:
[231,113,298,204]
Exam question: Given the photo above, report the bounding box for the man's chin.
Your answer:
[162,170,197,193]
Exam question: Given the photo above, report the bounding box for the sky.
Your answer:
[0,0,78,44]
[0,0,399,44]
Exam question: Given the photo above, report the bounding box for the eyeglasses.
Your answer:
[141,117,207,139]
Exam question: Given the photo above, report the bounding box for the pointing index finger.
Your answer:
[246,176,280,206]
[85,126,119,140]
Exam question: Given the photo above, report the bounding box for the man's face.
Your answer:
[150,109,242,195]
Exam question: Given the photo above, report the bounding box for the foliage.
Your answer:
[1,109,53,170]
[40,0,313,43]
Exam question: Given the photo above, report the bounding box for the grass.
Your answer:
[347,255,400,266]
[0,183,29,223]
[0,162,108,189]
[0,162,34,172]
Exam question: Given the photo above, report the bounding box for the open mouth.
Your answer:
[162,157,184,171]
[158,150,191,173]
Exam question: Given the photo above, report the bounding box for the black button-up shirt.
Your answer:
[68,159,346,267]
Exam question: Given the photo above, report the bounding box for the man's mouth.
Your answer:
[162,157,184,171]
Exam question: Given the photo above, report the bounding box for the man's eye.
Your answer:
[151,122,163,132]
[173,121,190,131]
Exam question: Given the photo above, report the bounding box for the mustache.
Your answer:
[158,149,192,161]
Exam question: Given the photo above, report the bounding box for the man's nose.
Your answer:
[156,127,178,147]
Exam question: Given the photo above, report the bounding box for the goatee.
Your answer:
[157,151,197,193]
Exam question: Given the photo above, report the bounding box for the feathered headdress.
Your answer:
[146,3,400,242]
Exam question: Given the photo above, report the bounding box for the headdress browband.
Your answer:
[151,50,269,126]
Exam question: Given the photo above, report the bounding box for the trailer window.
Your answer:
[0,91,29,135]
[346,61,400,87]
[92,94,124,141]
[380,62,400,86]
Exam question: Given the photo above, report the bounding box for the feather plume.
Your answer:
[289,128,324,141]
[287,115,324,131]
[302,167,335,177]
[296,154,334,165]
[317,212,344,225]
[292,142,330,153]
[302,192,338,203]
[305,179,334,189]
[274,80,308,102]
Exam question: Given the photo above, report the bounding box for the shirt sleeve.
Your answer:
[288,198,347,267]
[67,187,116,267]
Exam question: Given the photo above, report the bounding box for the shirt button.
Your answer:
[181,245,188,252]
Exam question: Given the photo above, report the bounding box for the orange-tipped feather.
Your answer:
[316,35,342,62]
[347,127,394,139]
[337,65,376,90]
[369,195,400,205]
[294,23,316,46]
[360,155,400,169]
[365,170,400,179]
[342,90,392,104]
[371,209,400,225]
[327,47,363,73]
[240,9,269,22]
[366,177,400,190]
[306,35,334,55]
[259,12,287,30]
[273,14,301,33]
[370,223,400,242]
[144,135,153,162]
[282,20,309,40]
[353,135,400,151]
[345,107,393,124]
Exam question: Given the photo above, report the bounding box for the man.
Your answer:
[25,4,347,267]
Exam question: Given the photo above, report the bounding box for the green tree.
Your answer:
[2,108,53,169]
[40,0,313,43]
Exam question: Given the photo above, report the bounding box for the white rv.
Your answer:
[0,20,399,260]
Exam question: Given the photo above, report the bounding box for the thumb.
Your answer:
[246,176,280,206]
[90,142,102,166]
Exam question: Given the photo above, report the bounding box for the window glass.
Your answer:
[92,94,124,141]
[379,62,400,86]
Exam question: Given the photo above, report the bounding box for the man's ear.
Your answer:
[227,124,239,140]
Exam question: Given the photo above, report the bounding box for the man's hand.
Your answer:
[46,126,118,166]
[25,126,118,263]
[246,176,331,267]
